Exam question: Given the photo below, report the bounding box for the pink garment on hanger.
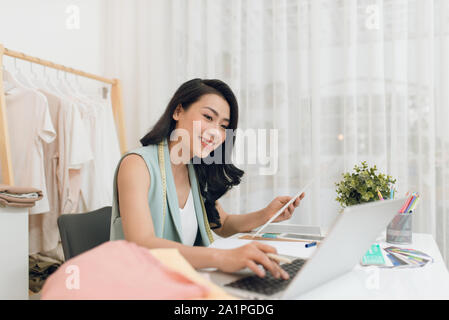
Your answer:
[40,240,210,300]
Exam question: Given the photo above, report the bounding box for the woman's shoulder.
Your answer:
[120,145,158,166]
[118,144,159,176]
[124,144,158,158]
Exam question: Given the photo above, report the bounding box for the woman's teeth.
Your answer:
[201,137,213,147]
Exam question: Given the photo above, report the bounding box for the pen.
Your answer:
[267,253,292,264]
[305,241,317,248]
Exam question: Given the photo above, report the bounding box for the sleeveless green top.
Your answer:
[109,139,214,246]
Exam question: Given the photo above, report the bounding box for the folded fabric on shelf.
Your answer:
[0,192,40,199]
[0,184,43,196]
[0,184,43,208]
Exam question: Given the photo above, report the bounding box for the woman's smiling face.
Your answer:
[172,93,231,159]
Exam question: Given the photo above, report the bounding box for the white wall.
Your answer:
[0,0,106,89]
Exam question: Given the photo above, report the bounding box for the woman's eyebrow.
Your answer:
[202,106,230,123]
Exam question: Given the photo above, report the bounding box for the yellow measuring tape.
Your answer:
[157,142,167,237]
[157,141,214,244]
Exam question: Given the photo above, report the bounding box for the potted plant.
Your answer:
[335,161,396,210]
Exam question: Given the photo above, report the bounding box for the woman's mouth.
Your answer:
[200,136,214,148]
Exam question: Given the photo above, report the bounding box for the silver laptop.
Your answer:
[205,198,406,299]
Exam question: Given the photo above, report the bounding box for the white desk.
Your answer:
[209,232,449,300]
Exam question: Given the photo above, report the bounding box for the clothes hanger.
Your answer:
[58,71,92,103]
[57,71,74,95]
[28,64,50,91]
[47,69,66,96]
[3,58,28,92]
[12,61,36,89]
[56,70,97,117]
[44,72,58,93]
[73,75,84,95]
[2,65,16,93]
[28,62,39,89]
[58,71,94,107]
[65,72,104,116]
[66,72,97,104]
[45,67,69,96]
[41,66,57,92]
[66,73,83,96]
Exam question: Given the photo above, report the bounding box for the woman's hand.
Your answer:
[264,192,305,223]
[215,241,289,279]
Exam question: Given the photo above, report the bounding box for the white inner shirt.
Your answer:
[179,188,198,246]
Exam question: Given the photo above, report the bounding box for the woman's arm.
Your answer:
[117,154,217,269]
[213,194,305,238]
[212,202,269,238]
[117,154,289,279]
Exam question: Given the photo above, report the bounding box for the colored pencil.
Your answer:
[377,189,384,201]
[408,197,420,213]
[390,188,394,200]
[399,195,413,213]
[404,195,416,213]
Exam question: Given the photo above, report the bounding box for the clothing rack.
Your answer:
[0,43,127,186]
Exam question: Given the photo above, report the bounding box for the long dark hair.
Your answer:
[140,78,244,229]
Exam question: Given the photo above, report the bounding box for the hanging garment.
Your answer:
[12,68,94,213]
[0,70,56,215]
[30,82,118,259]
[53,95,93,214]
[39,76,95,215]
[29,87,93,257]
[48,80,119,213]
[78,91,121,212]
[2,66,121,260]
[98,93,122,205]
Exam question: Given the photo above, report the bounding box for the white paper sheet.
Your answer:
[209,237,317,259]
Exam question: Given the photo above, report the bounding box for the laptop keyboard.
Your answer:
[224,258,307,296]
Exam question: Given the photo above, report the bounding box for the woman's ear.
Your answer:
[173,104,183,121]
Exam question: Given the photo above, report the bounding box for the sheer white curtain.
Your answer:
[104,0,449,265]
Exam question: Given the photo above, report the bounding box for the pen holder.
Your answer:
[386,213,412,244]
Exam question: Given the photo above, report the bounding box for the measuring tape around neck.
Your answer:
[157,141,214,244]
[158,142,167,237]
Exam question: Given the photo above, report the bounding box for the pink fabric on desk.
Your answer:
[41,240,210,300]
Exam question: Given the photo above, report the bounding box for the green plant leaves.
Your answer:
[335,161,396,208]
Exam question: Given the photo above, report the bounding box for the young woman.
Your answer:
[110,78,305,280]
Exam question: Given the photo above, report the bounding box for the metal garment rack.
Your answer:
[0,43,127,185]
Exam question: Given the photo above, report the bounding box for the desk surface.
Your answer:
[209,232,449,300]
[300,233,449,299]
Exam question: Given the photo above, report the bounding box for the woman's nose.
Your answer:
[204,127,222,142]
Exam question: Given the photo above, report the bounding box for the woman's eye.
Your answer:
[203,114,213,121]
[221,125,228,129]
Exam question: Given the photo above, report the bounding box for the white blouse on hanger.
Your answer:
[1,70,56,215]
